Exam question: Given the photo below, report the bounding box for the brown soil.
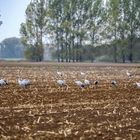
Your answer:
[0,62,140,139]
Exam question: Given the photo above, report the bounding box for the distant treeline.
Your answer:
[0,37,24,59]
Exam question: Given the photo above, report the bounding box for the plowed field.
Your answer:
[0,62,140,139]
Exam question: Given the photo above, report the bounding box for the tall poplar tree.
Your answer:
[126,0,140,62]
[107,0,120,62]
[20,0,47,61]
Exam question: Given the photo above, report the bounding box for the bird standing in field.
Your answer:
[80,72,85,76]
[126,70,132,78]
[111,80,117,87]
[57,79,67,90]
[75,80,85,88]
[84,79,91,86]
[57,71,63,77]
[17,70,30,88]
[0,79,8,87]
[135,82,140,88]
[57,79,66,86]
[18,78,30,88]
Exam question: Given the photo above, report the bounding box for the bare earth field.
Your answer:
[0,62,140,140]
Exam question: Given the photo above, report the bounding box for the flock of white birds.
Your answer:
[0,78,31,88]
[0,70,140,89]
[56,70,140,89]
[56,71,100,89]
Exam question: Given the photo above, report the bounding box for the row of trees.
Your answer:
[20,0,140,62]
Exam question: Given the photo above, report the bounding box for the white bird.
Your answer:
[136,82,140,88]
[80,72,85,76]
[111,80,117,86]
[126,70,132,78]
[57,80,66,86]
[57,71,62,76]
[0,79,8,86]
[75,80,85,88]
[18,79,30,88]
[84,79,91,86]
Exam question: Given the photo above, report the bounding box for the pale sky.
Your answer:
[0,0,31,42]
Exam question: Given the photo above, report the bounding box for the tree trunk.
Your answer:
[113,45,117,63]
[114,27,117,63]
[129,36,133,63]
[68,41,71,62]
[121,50,125,63]
[79,38,82,62]
[56,33,60,62]
[72,35,75,62]
[65,33,68,62]
[61,44,64,62]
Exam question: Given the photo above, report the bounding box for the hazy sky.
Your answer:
[0,0,31,42]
